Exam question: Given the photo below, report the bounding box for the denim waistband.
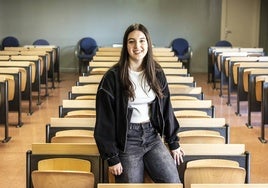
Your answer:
[129,122,152,130]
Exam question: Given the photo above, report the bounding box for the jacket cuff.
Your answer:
[107,156,121,166]
[168,141,180,151]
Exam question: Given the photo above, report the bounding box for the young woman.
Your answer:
[94,23,184,183]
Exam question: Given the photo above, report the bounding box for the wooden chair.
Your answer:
[32,158,94,188]
[154,51,175,57]
[223,56,259,99]
[172,100,215,118]
[159,62,183,68]
[217,52,255,93]
[178,132,225,144]
[0,77,12,142]
[46,117,96,142]
[0,68,23,126]
[55,129,94,137]
[208,47,236,84]
[246,70,268,128]
[77,75,103,85]
[51,135,95,143]
[0,74,15,101]
[24,44,60,82]
[234,62,268,115]
[174,110,211,118]
[186,159,239,168]
[166,75,196,87]
[155,56,178,62]
[32,170,94,188]
[89,61,116,68]
[178,118,229,143]
[59,99,96,117]
[38,157,91,172]
[255,76,268,102]
[171,96,198,100]
[93,56,119,62]
[89,67,109,75]
[256,77,268,143]
[184,159,246,188]
[26,143,101,188]
[0,62,34,114]
[177,144,250,184]
[2,49,52,95]
[22,49,52,93]
[9,55,43,104]
[153,47,172,52]
[63,110,96,118]
[169,86,204,100]
[178,130,221,136]
[0,66,27,94]
[163,68,188,76]
[228,62,268,108]
[68,84,98,100]
[95,51,120,57]
[211,48,241,89]
[97,47,121,52]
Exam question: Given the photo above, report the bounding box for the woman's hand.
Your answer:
[171,147,185,165]
[109,163,123,176]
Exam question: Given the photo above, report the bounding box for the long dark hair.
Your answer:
[119,23,163,100]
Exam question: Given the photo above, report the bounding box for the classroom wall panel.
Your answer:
[0,0,221,73]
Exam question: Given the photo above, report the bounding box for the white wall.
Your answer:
[0,0,222,73]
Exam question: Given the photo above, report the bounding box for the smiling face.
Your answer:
[127,30,148,71]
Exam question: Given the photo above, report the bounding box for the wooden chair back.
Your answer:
[0,66,27,92]
[184,167,245,188]
[174,110,211,118]
[32,170,94,188]
[186,159,239,168]
[38,158,91,171]
[64,110,96,118]
[0,75,15,101]
[89,61,116,68]
[243,68,268,92]
[178,130,220,136]
[184,158,246,188]
[55,129,94,137]
[178,118,225,127]
[163,68,188,76]
[255,76,268,101]
[51,130,95,143]
[32,157,94,188]
[78,75,103,84]
[59,99,96,117]
[171,96,198,100]
[90,68,109,75]
[179,135,225,144]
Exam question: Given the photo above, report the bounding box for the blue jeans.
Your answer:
[115,122,181,183]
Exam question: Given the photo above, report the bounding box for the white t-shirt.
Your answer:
[128,69,156,123]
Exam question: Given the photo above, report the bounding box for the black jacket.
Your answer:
[94,64,180,166]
